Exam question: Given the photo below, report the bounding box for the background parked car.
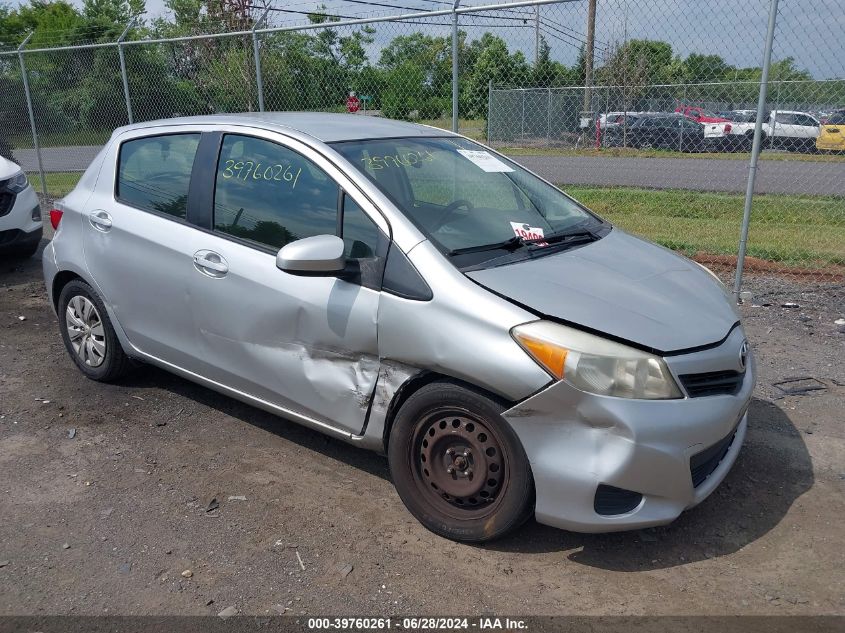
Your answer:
[0,155,42,258]
[768,110,820,151]
[624,114,720,152]
[816,110,845,152]
[714,109,819,152]
[675,105,731,123]
[600,114,647,147]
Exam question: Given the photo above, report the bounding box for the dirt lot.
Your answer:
[0,251,843,618]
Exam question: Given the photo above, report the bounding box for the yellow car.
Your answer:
[817,111,845,152]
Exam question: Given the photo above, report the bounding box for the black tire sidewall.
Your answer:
[387,381,534,543]
[58,280,127,381]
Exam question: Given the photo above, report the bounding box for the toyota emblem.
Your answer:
[739,340,749,371]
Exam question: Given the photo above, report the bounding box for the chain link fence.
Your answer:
[0,0,843,300]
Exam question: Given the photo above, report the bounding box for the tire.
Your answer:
[17,240,40,259]
[58,279,132,382]
[0,240,39,259]
[387,380,534,543]
[743,132,755,152]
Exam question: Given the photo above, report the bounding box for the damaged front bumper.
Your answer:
[503,328,755,533]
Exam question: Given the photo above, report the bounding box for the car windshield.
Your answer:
[731,112,757,122]
[331,137,603,259]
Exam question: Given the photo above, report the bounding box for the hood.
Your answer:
[0,155,21,180]
[466,229,738,353]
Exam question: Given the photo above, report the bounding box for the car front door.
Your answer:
[793,114,820,140]
[82,130,207,367]
[185,131,387,435]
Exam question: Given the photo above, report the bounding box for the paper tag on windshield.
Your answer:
[510,222,547,246]
[456,149,514,172]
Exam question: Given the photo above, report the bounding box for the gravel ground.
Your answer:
[0,252,843,618]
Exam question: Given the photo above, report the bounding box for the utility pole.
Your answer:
[534,5,540,65]
[582,0,597,115]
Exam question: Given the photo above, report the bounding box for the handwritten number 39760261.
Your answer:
[221,160,302,188]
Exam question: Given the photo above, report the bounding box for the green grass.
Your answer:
[11,130,112,148]
[30,171,82,197]
[564,186,845,269]
[30,172,843,270]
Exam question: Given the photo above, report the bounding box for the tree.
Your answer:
[462,33,529,117]
[682,53,731,84]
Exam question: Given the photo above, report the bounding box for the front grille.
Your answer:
[0,191,14,217]
[690,425,738,488]
[679,370,744,397]
[594,484,643,515]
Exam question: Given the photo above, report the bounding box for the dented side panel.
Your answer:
[377,240,553,403]
[185,233,381,436]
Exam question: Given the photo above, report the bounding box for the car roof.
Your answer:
[113,112,456,143]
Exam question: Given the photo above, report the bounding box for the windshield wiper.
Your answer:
[448,235,526,256]
[522,228,598,247]
[448,228,598,257]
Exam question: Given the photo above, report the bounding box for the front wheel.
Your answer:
[387,381,534,542]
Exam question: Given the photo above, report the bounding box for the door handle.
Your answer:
[193,250,229,275]
[89,211,112,231]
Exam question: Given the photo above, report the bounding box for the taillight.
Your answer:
[724,123,732,133]
[49,209,63,230]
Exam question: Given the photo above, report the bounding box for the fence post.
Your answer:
[253,7,271,113]
[117,20,134,124]
[451,1,461,133]
[521,89,525,142]
[487,79,493,143]
[679,83,687,152]
[547,86,551,145]
[734,0,779,301]
[17,33,47,200]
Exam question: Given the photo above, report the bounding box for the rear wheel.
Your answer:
[387,381,534,542]
[58,280,131,382]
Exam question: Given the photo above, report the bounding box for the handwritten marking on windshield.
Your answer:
[361,150,435,171]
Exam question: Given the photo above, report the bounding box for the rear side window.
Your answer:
[116,134,200,219]
[213,135,339,250]
[828,112,845,124]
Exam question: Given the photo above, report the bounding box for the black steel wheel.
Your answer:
[388,381,534,542]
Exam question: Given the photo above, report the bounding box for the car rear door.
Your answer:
[82,128,207,368]
[184,130,388,435]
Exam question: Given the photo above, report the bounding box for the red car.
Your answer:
[675,105,731,123]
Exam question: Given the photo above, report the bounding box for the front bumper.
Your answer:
[504,326,755,533]
[0,226,43,252]
[0,185,42,253]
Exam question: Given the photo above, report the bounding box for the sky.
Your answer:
[6,0,843,79]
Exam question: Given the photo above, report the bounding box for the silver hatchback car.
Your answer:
[43,113,754,542]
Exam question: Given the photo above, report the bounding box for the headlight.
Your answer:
[696,261,724,286]
[7,172,29,193]
[511,321,682,399]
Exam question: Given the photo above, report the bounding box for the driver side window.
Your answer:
[213,134,339,250]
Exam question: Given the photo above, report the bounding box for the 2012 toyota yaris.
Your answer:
[43,113,754,542]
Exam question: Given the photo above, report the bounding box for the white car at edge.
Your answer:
[0,155,43,258]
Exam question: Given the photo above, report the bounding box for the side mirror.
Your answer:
[276,234,346,275]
